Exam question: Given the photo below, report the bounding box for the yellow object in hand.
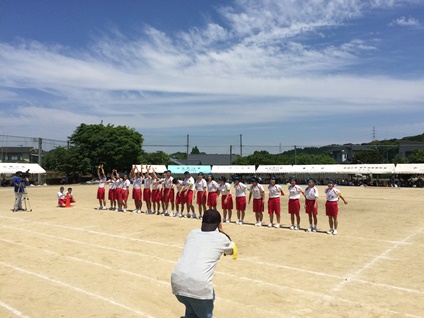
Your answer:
[231,242,238,260]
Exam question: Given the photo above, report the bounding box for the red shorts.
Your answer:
[305,199,318,215]
[162,188,174,203]
[253,198,264,213]
[207,192,218,207]
[116,188,123,201]
[288,199,300,214]
[185,190,194,205]
[133,188,142,201]
[175,192,182,205]
[151,189,160,202]
[326,201,339,217]
[108,189,115,201]
[58,199,66,206]
[97,188,105,200]
[268,197,281,215]
[122,189,129,202]
[196,191,206,204]
[221,194,233,210]
[70,197,76,203]
[236,196,246,211]
[143,188,151,202]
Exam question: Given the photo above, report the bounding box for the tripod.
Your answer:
[22,190,32,212]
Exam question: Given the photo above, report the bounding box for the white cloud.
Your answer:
[390,16,421,27]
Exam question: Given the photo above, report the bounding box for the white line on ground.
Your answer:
[333,227,424,292]
[0,300,31,318]
[0,261,154,318]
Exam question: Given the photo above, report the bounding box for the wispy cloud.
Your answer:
[390,16,421,27]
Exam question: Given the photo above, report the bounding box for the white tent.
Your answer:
[211,165,256,174]
[337,164,395,174]
[132,165,167,174]
[292,165,343,174]
[0,163,46,174]
[256,165,293,173]
[394,164,424,174]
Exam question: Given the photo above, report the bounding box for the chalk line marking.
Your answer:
[0,261,154,318]
[333,227,424,292]
[0,300,30,318]
[1,233,422,318]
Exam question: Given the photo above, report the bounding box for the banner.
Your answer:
[0,163,46,174]
[211,165,256,174]
[256,165,293,173]
[132,165,167,174]
[167,165,212,174]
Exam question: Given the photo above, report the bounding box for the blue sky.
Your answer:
[0,0,423,154]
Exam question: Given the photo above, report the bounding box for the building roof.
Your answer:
[0,147,38,153]
[187,154,240,166]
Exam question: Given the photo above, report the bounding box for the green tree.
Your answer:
[407,149,424,163]
[191,146,200,154]
[352,150,384,164]
[69,123,143,172]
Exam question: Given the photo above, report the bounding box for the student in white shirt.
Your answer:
[97,165,107,210]
[207,174,219,210]
[288,177,304,230]
[57,186,66,207]
[108,170,117,211]
[121,174,131,212]
[325,180,348,235]
[130,165,143,213]
[171,209,234,318]
[267,176,284,228]
[182,171,196,218]
[304,178,319,232]
[151,167,162,214]
[194,172,207,219]
[173,178,184,218]
[233,176,248,225]
[217,177,233,223]
[143,165,153,214]
[248,177,265,227]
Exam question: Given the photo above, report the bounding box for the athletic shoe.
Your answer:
[254,222,259,227]
[268,223,273,228]
[199,215,203,220]
[164,212,169,217]
[240,220,244,225]
[114,208,118,212]
[307,227,312,232]
[192,213,197,219]
[327,229,334,234]
[226,219,231,223]
[333,229,338,235]
[290,225,295,230]
[178,213,183,218]
[170,212,175,217]
[186,213,191,218]
[156,211,161,215]
[294,225,300,230]
[222,218,227,223]
[312,227,317,232]
[109,207,114,210]
[123,209,127,213]
[235,220,240,225]
[102,206,107,210]
[274,223,280,228]
[99,206,103,210]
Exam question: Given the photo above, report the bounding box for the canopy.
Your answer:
[167,165,212,174]
[132,165,167,174]
[337,164,395,174]
[0,163,46,174]
[256,165,293,173]
[293,165,343,174]
[394,164,424,174]
[211,165,256,174]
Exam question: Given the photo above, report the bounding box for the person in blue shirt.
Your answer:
[12,171,28,211]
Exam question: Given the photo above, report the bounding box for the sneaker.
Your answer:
[123,209,127,213]
[164,212,169,216]
[102,206,107,210]
[257,221,262,227]
[239,220,244,225]
[192,213,197,219]
[274,223,280,228]
[156,211,161,215]
[307,227,312,232]
[327,229,334,234]
[312,227,317,232]
[114,208,118,212]
[170,212,175,217]
[294,225,300,230]
[99,206,103,210]
[109,207,114,210]
[290,225,295,230]
[268,223,273,228]
[186,213,191,218]
[226,219,231,223]
[333,229,338,235]
[199,215,203,220]
[235,220,240,225]
[222,218,227,223]
[255,222,259,227]
[178,213,183,218]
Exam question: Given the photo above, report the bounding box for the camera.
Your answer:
[16,169,30,179]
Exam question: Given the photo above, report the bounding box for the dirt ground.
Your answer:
[0,183,423,318]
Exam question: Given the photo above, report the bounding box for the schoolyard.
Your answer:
[0,184,423,318]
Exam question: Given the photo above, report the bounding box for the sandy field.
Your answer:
[0,183,423,318]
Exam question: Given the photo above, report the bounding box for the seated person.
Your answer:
[67,188,76,203]
[58,187,66,207]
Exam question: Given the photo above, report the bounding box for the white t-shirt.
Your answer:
[288,185,303,200]
[250,184,264,199]
[234,182,248,197]
[207,180,219,193]
[174,180,183,192]
[144,176,152,188]
[98,178,106,189]
[305,186,319,200]
[164,176,174,189]
[183,177,195,191]
[122,179,131,190]
[133,177,142,190]
[57,191,65,200]
[325,187,340,202]
[171,229,233,300]
[109,179,116,190]
[195,179,207,191]
[218,183,231,196]
[268,184,283,199]
[152,179,161,190]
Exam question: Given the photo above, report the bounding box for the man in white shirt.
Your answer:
[171,209,234,318]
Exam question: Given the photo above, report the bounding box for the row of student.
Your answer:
[96,165,348,235]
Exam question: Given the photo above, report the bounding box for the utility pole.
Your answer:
[38,137,42,185]
[240,134,243,157]
[230,145,233,164]
[294,145,297,165]
[186,134,190,165]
